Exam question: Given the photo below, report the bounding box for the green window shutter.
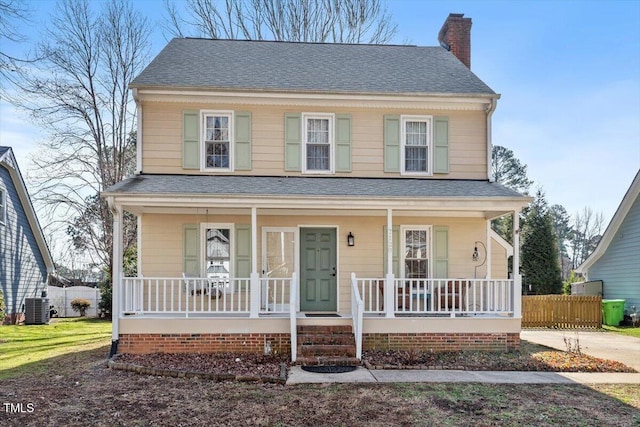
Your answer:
[382,225,400,277]
[235,224,251,278]
[234,111,252,170]
[183,110,200,169]
[433,226,449,278]
[433,116,449,174]
[183,224,200,275]
[284,113,301,171]
[384,115,400,173]
[335,114,352,172]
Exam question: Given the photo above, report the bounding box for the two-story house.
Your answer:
[1,146,55,324]
[103,14,531,362]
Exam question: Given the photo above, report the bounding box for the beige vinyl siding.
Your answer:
[141,103,487,179]
[139,213,493,313]
[490,238,509,279]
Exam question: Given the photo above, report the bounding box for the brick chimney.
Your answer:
[438,13,472,69]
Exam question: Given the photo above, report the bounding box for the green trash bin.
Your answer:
[602,299,626,326]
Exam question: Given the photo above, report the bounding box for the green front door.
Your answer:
[300,228,337,312]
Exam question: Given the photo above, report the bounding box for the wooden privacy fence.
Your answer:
[522,295,602,329]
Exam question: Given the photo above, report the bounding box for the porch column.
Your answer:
[249,207,260,318]
[110,201,123,344]
[385,208,395,318]
[513,211,522,318]
[486,220,492,279]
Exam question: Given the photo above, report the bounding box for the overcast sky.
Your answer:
[1,0,639,230]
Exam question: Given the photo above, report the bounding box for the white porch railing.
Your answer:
[289,274,298,362]
[350,273,364,360]
[356,276,515,317]
[121,276,296,317]
[260,277,294,314]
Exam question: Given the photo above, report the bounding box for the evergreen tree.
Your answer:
[521,190,562,294]
[490,145,534,244]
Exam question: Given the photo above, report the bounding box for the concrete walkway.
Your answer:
[286,366,640,384]
[521,329,640,371]
[286,330,640,385]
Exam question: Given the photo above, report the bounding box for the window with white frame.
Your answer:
[401,116,432,175]
[402,227,430,279]
[303,113,334,173]
[203,111,233,170]
[0,187,6,224]
[201,224,232,280]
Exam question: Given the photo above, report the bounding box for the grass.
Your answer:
[603,324,640,338]
[0,320,638,425]
[0,317,111,379]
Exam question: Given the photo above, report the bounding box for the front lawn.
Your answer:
[0,317,111,379]
[603,324,640,338]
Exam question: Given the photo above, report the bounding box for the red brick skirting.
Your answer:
[119,332,519,354]
[363,332,520,352]
[119,333,291,355]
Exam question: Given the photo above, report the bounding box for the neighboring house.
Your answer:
[103,13,531,361]
[0,146,55,324]
[577,170,640,312]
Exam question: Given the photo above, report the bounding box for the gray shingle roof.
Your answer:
[130,38,495,95]
[104,175,524,199]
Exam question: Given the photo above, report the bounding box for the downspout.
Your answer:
[107,196,122,358]
[133,88,142,175]
[486,97,498,182]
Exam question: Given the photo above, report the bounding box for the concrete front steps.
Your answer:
[296,325,360,366]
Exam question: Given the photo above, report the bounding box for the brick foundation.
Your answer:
[119,331,519,355]
[118,333,291,355]
[363,332,520,352]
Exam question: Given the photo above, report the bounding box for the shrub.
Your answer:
[98,278,112,319]
[70,298,91,317]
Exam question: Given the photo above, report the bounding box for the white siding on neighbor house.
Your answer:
[589,195,640,312]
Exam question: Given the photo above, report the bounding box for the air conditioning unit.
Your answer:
[25,298,50,325]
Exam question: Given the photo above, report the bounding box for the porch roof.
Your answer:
[105,174,526,200]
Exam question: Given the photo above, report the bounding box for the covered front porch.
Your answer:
[104,175,529,360]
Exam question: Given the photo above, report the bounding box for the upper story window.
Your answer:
[303,113,334,173]
[401,116,432,175]
[202,111,234,171]
[0,187,6,224]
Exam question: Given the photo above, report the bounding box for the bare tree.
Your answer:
[0,0,38,93]
[569,207,605,269]
[13,0,149,276]
[163,0,397,43]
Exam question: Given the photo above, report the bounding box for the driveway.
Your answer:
[521,330,640,371]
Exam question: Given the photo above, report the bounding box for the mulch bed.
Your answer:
[111,340,636,382]
[113,353,289,383]
[362,344,637,373]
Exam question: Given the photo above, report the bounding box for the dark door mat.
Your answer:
[301,365,357,374]
[304,313,341,317]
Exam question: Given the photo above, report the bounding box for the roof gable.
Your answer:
[577,169,640,273]
[0,146,55,272]
[130,38,496,96]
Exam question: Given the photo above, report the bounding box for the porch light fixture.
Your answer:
[472,241,487,279]
[347,232,355,247]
